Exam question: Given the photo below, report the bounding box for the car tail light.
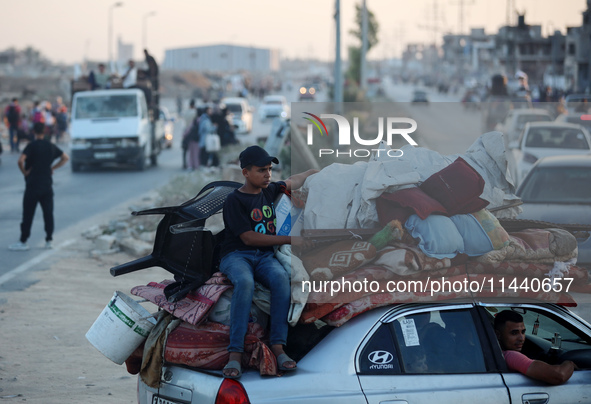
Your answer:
[215,379,251,404]
[581,114,591,121]
[523,152,538,164]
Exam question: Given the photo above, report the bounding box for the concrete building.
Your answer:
[564,0,591,92]
[441,15,568,88]
[442,28,497,81]
[495,14,565,84]
[162,44,279,73]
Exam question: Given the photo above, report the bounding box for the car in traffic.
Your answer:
[516,155,591,269]
[564,93,591,114]
[555,112,591,133]
[69,88,165,171]
[299,83,317,101]
[411,90,429,103]
[159,106,174,149]
[221,97,253,134]
[495,108,553,142]
[138,301,591,404]
[509,121,591,186]
[258,95,290,121]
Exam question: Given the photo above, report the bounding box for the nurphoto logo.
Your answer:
[303,112,418,158]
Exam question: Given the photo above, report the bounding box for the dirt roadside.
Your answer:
[0,195,172,404]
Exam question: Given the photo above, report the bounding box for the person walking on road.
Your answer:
[198,106,216,168]
[181,99,198,169]
[4,98,22,153]
[9,122,69,251]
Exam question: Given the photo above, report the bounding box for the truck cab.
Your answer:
[69,84,163,171]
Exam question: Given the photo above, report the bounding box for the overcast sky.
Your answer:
[0,0,587,64]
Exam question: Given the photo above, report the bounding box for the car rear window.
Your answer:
[225,104,243,113]
[517,115,551,126]
[518,166,591,202]
[525,128,589,149]
[564,116,591,130]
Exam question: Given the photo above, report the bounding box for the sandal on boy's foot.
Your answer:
[223,360,242,379]
[276,353,297,371]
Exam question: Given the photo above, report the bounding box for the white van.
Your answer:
[69,89,163,171]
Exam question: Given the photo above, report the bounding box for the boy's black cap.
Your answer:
[239,145,279,168]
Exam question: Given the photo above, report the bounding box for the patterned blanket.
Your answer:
[164,321,278,376]
[131,273,232,326]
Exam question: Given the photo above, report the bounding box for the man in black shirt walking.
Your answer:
[9,122,69,251]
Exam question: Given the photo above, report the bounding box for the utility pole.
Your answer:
[450,0,474,35]
[334,0,343,107]
[360,0,368,92]
[417,0,442,75]
[108,2,123,66]
[142,11,156,50]
[334,0,343,148]
[506,0,514,26]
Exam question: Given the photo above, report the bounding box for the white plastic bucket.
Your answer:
[86,291,157,365]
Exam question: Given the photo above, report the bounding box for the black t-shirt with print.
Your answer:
[220,181,285,258]
[22,139,64,190]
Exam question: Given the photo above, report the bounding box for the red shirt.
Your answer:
[503,350,534,374]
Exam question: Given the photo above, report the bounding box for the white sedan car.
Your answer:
[495,108,553,142]
[259,95,290,121]
[138,301,591,404]
[509,121,591,186]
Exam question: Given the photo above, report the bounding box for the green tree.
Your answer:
[346,2,379,86]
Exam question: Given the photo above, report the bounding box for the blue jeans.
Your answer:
[9,126,18,152]
[220,249,291,353]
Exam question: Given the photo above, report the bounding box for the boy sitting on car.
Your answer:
[219,145,317,378]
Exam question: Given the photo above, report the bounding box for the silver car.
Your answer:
[138,301,591,404]
[516,154,591,269]
[509,121,591,186]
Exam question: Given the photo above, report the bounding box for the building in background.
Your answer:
[163,44,279,73]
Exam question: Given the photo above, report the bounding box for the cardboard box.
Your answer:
[275,194,304,236]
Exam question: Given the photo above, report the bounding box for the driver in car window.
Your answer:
[494,310,576,385]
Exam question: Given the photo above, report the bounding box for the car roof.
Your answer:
[525,121,584,129]
[565,93,590,101]
[511,108,552,116]
[75,89,143,97]
[533,154,591,167]
[355,300,569,325]
[263,95,286,101]
[221,97,248,104]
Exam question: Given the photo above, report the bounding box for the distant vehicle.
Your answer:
[516,155,591,269]
[137,301,591,404]
[555,113,591,132]
[495,108,553,142]
[509,122,591,186]
[258,95,290,121]
[69,89,164,171]
[411,90,429,103]
[159,106,174,149]
[299,83,317,101]
[221,97,253,134]
[564,94,591,114]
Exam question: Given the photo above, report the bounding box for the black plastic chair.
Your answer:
[110,181,241,301]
